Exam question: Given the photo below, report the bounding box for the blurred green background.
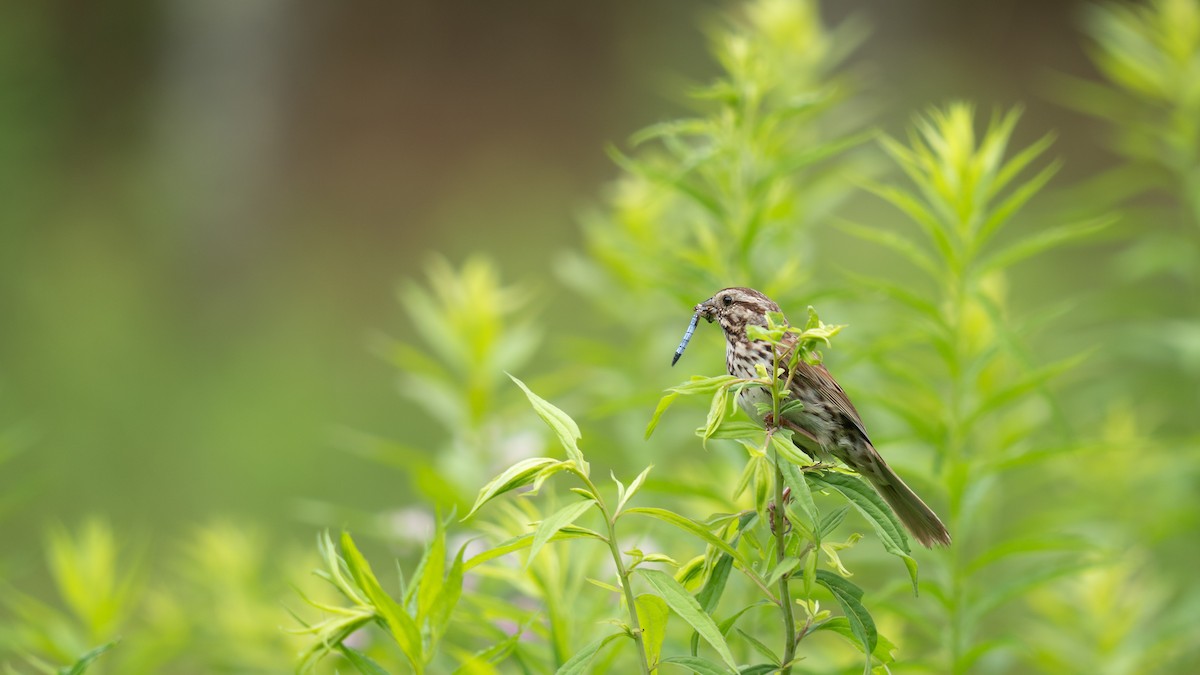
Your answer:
[0,0,1107,548]
[2,0,1199,672]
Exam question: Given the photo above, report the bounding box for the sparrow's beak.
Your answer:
[695,298,716,323]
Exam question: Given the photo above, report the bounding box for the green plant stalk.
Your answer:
[772,455,798,674]
[573,468,653,675]
[770,342,799,674]
[946,218,981,674]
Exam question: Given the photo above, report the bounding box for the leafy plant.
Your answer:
[838,104,1108,672]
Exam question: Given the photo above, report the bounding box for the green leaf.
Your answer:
[816,570,877,661]
[61,640,119,675]
[737,665,779,675]
[819,506,850,538]
[448,620,528,673]
[965,352,1090,425]
[764,557,801,587]
[668,374,742,395]
[660,655,734,675]
[646,392,680,439]
[834,218,940,280]
[464,526,605,571]
[337,645,392,675]
[702,386,731,444]
[977,158,1061,248]
[508,373,589,476]
[695,553,733,614]
[527,499,597,566]
[416,515,447,619]
[777,461,817,527]
[429,543,466,643]
[635,594,670,669]
[616,465,654,515]
[968,561,1093,621]
[863,177,958,265]
[463,457,563,520]
[734,627,779,664]
[706,421,766,440]
[979,216,1112,273]
[623,508,772,598]
[966,536,1090,574]
[811,617,896,664]
[555,633,625,675]
[806,472,918,593]
[640,569,739,673]
[340,532,423,672]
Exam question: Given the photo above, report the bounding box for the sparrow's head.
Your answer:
[695,287,782,341]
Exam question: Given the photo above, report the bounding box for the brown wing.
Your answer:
[788,359,871,442]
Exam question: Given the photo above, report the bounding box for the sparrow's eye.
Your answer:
[721,295,733,307]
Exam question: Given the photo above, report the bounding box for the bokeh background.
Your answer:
[2,0,1198,672]
[0,0,1102,548]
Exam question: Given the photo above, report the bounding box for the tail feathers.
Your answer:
[865,459,951,549]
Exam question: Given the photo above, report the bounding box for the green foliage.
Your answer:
[572,0,870,309]
[838,104,1112,672]
[1,520,329,674]
[9,0,1200,673]
[293,526,466,674]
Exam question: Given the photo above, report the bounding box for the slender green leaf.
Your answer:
[811,617,897,664]
[668,374,742,395]
[737,665,779,675]
[340,532,423,671]
[819,506,851,538]
[705,420,764,440]
[555,633,625,675]
[527,499,597,566]
[977,159,1061,247]
[968,561,1093,620]
[463,457,562,520]
[815,571,877,657]
[863,178,958,264]
[764,557,801,588]
[337,645,391,675]
[834,218,941,280]
[979,217,1112,274]
[416,516,447,619]
[636,594,670,669]
[464,526,604,570]
[640,569,739,672]
[62,641,119,675]
[623,508,772,598]
[734,627,780,664]
[778,460,818,526]
[695,553,733,614]
[508,374,588,474]
[660,655,734,675]
[966,536,1090,574]
[429,543,466,642]
[616,465,654,515]
[646,392,680,439]
[806,472,919,593]
[703,386,731,443]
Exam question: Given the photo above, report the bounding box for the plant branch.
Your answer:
[773,455,798,674]
[575,470,653,675]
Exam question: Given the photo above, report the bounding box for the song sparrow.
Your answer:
[675,287,951,548]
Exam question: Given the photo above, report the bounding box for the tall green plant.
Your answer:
[840,104,1108,673]
[570,0,870,313]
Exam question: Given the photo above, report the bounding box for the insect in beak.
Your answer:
[671,311,701,366]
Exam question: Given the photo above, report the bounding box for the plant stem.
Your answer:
[773,455,797,674]
[767,339,799,673]
[605,524,653,675]
[577,470,652,675]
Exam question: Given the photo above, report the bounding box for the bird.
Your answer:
[674,287,951,548]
